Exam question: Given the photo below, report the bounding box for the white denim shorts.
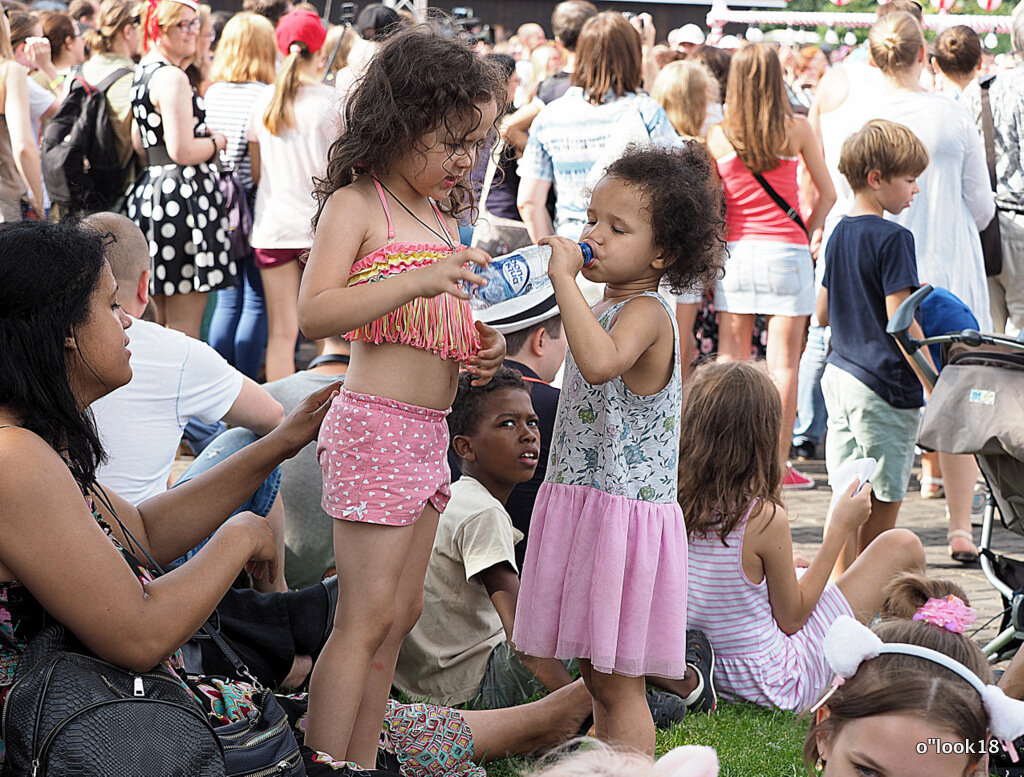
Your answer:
[715,239,815,316]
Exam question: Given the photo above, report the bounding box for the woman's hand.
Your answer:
[417,247,491,300]
[223,511,278,585]
[539,235,586,283]
[809,226,824,261]
[266,380,341,458]
[465,321,506,386]
[24,37,54,77]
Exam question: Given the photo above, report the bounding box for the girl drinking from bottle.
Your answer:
[512,145,725,755]
[296,25,506,769]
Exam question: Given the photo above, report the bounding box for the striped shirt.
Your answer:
[686,501,853,711]
[517,87,678,238]
[203,81,269,192]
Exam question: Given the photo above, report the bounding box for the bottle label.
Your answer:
[498,255,530,296]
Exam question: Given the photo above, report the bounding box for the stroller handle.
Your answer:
[886,285,938,385]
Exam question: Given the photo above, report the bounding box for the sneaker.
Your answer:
[790,441,816,461]
[683,629,718,713]
[782,464,815,490]
[646,687,687,728]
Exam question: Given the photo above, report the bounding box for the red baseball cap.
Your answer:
[275,9,327,56]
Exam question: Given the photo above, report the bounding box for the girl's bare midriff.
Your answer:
[342,339,461,411]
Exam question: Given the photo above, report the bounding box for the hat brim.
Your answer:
[473,289,559,334]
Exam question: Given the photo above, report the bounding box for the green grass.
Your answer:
[482,703,808,777]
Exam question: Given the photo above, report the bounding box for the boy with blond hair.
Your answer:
[816,119,931,567]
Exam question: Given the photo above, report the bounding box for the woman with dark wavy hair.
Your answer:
[0,217,333,768]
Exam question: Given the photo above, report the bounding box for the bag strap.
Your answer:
[95,66,133,95]
[751,170,809,238]
[980,76,998,192]
[89,483,263,688]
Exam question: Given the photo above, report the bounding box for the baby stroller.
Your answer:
[888,285,1024,662]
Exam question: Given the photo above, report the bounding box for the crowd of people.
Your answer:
[2,0,1024,774]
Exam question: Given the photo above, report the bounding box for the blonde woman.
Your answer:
[707,42,835,485]
[0,9,42,220]
[651,59,713,377]
[248,9,336,380]
[126,0,235,339]
[204,11,276,379]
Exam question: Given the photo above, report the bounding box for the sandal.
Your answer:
[948,529,979,564]
[920,476,944,499]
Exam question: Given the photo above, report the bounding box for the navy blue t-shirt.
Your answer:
[823,215,923,408]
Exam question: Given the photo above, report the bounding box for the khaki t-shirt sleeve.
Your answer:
[456,507,519,582]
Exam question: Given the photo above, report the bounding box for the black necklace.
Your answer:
[373,177,454,250]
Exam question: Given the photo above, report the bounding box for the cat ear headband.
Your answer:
[812,613,1024,757]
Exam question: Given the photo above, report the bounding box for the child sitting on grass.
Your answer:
[394,367,585,711]
[816,118,934,572]
[805,573,1024,777]
[681,361,926,712]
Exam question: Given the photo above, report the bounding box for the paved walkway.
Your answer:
[786,456,1019,653]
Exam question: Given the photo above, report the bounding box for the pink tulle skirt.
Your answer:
[512,482,689,679]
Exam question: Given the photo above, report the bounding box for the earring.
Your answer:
[814,758,825,775]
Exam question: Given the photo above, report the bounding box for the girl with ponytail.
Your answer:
[247,9,336,380]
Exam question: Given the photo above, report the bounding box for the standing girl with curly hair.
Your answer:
[297,24,507,768]
[513,145,726,755]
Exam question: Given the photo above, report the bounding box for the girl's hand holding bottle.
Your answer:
[418,246,492,300]
[464,320,506,386]
[539,235,590,284]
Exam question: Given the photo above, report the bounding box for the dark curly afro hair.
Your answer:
[604,143,726,296]
[448,366,530,442]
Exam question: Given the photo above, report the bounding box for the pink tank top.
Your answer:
[717,154,808,245]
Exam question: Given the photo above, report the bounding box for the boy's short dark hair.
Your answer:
[551,0,597,52]
[838,119,929,192]
[603,144,726,296]
[503,315,562,357]
[242,0,291,27]
[448,367,530,442]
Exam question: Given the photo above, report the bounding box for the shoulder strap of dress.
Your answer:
[371,177,395,240]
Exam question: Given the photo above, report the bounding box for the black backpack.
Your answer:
[41,67,133,214]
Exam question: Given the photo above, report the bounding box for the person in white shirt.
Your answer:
[86,212,284,504]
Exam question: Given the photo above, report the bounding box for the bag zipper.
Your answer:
[231,749,302,777]
[222,712,289,749]
[34,698,216,775]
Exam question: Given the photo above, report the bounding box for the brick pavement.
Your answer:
[786,456,1021,653]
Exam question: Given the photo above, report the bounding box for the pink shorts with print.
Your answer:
[317,388,451,526]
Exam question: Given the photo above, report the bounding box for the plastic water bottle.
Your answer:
[466,243,593,310]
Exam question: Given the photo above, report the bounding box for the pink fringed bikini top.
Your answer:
[344,180,480,362]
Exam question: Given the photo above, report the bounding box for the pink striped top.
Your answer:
[686,500,853,711]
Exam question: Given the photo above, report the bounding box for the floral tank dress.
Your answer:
[512,291,689,679]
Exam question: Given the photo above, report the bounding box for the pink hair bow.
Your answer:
[913,595,977,633]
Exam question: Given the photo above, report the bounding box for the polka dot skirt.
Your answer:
[127,61,235,297]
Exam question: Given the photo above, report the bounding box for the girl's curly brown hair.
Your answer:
[312,23,505,230]
[603,143,726,295]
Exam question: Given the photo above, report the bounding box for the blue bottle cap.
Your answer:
[578,242,593,266]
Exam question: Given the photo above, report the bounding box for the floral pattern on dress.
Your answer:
[545,292,682,503]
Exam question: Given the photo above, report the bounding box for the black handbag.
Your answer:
[979,75,1003,278]
[0,485,305,777]
[0,624,225,777]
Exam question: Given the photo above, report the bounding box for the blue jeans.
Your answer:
[793,321,829,449]
[207,251,267,380]
[169,427,282,567]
